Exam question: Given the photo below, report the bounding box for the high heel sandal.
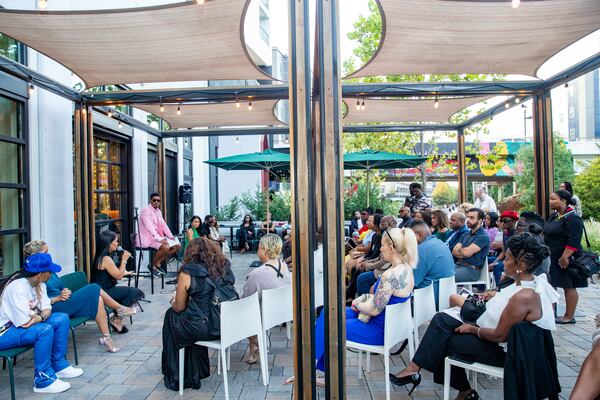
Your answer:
[116,306,136,318]
[388,372,421,395]
[99,334,120,353]
[109,316,129,334]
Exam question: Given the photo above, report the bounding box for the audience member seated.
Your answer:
[237,214,256,253]
[349,210,363,234]
[570,314,600,399]
[345,214,377,274]
[285,227,417,386]
[459,202,474,215]
[0,253,83,394]
[414,210,432,229]
[515,212,550,277]
[162,238,236,391]
[208,216,227,247]
[24,240,135,353]
[358,208,374,235]
[180,215,201,257]
[282,231,292,269]
[346,214,383,299]
[446,212,469,252]
[355,216,398,296]
[390,233,558,400]
[397,206,413,228]
[241,234,291,364]
[409,220,455,306]
[451,208,490,283]
[484,211,500,256]
[259,212,276,238]
[91,231,145,334]
[199,214,213,238]
[489,210,519,285]
[431,210,452,242]
[137,192,181,277]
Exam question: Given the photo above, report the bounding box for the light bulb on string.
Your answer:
[107,109,113,118]
[248,101,253,111]
[177,103,181,116]
[38,0,47,10]
[235,93,240,108]
[196,0,205,4]
[28,84,35,95]
[159,98,165,113]
[361,98,365,111]
[81,107,87,114]
[285,136,289,144]
[118,119,123,129]
[235,136,239,144]
[511,0,520,9]
[515,97,521,104]
[504,102,510,109]
[355,98,360,111]
[564,82,569,89]
[433,97,439,109]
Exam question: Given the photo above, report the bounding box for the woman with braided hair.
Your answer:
[390,233,559,400]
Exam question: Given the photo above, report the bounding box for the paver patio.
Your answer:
[1,252,598,400]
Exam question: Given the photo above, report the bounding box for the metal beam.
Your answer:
[344,124,459,133]
[93,106,162,138]
[458,95,532,129]
[161,126,288,138]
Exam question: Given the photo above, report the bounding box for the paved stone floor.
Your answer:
[1,251,599,399]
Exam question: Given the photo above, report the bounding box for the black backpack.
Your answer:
[204,274,239,337]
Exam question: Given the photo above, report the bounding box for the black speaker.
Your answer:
[178,183,192,204]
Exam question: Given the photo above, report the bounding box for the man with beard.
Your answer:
[451,208,490,282]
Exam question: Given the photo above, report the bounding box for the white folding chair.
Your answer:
[314,273,324,309]
[438,276,456,311]
[178,293,268,399]
[347,301,414,400]
[261,285,293,352]
[443,356,503,400]
[459,258,491,292]
[412,285,437,349]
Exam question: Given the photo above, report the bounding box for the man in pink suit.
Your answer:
[137,193,181,277]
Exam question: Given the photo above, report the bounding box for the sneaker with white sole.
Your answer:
[55,366,83,379]
[33,378,71,393]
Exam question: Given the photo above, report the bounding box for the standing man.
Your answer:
[397,206,413,228]
[473,186,497,213]
[137,193,181,277]
[451,208,490,282]
[489,210,519,285]
[404,182,432,214]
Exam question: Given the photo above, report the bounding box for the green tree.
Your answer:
[574,156,600,219]
[513,135,575,211]
[432,182,458,206]
[215,196,241,221]
[344,178,399,219]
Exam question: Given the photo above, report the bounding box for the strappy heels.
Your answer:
[116,306,136,318]
[99,334,119,353]
[388,372,421,395]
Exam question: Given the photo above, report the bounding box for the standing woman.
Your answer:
[559,181,583,217]
[238,214,256,253]
[431,210,451,242]
[180,215,201,256]
[91,230,145,333]
[543,189,585,324]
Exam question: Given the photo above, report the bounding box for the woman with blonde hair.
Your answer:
[285,227,417,385]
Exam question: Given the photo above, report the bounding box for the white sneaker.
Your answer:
[56,366,84,379]
[33,378,71,393]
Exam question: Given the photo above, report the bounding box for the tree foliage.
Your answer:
[574,156,600,220]
[432,182,458,206]
[239,186,291,221]
[513,135,575,211]
[344,178,399,219]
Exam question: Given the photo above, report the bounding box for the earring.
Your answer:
[516,270,521,274]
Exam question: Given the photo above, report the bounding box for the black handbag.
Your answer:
[459,295,487,324]
[569,225,600,281]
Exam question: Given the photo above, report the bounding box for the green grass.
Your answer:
[583,219,600,255]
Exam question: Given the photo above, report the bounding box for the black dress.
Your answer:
[92,256,145,306]
[237,222,255,250]
[161,262,236,391]
[543,208,586,289]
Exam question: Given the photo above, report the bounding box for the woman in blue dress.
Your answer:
[24,240,136,352]
[286,227,417,385]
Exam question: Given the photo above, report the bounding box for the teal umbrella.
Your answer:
[344,150,427,207]
[204,149,290,216]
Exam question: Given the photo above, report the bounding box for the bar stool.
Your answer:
[129,233,164,296]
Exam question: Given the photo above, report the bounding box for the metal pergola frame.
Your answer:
[2,4,600,397]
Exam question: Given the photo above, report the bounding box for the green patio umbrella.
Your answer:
[204,149,290,217]
[343,150,427,207]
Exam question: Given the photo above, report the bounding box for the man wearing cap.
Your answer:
[490,210,519,285]
[0,253,83,394]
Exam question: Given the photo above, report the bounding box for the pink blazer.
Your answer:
[136,204,174,248]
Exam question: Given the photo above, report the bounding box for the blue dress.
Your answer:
[314,277,411,371]
[46,272,100,320]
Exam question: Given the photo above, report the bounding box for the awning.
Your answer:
[349,0,600,79]
[0,1,273,88]
[342,96,489,124]
[135,100,283,129]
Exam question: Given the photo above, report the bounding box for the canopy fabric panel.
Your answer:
[343,96,489,125]
[136,100,283,129]
[349,0,600,79]
[0,1,272,88]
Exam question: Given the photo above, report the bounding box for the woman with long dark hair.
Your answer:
[180,215,201,256]
[544,189,585,324]
[237,214,255,253]
[162,237,236,391]
[91,230,144,333]
[431,210,451,242]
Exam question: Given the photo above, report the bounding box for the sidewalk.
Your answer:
[1,251,598,399]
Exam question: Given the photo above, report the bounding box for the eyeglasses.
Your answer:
[151,198,161,203]
[500,218,513,223]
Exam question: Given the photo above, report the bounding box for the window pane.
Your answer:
[0,234,22,276]
[109,141,121,163]
[109,165,121,191]
[0,34,20,63]
[94,193,122,220]
[184,158,193,177]
[0,96,20,138]
[93,163,109,190]
[94,139,108,160]
[148,149,158,196]
[0,142,21,184]
[0,188,23,230]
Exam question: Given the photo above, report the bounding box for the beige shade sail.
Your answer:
[349,0,600,79]
[343,96,489,125]
[0,1,272,88]
[136,100,283,129]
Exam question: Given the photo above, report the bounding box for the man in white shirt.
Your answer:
[473,186,497,213]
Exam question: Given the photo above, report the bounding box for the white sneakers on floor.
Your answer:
[56,366,84,379]
[33,378,71,394]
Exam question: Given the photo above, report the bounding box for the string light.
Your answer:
[515,97,521,104]
[360,98,366,111]
[564,82,569,89]
[159,98,165,113]
[433,97,439,109]
[118,119,123,129]
[511,0,520,8]
[196,0,205,4]
[355,98,360,111]
[177,103,181,115]
[235,136,239,144]
[28,83,35,95]
[248,101,253,111]
[504,102,510,109]
[285,136,289,144]
[235,93,240,108]
[107,109,113,118]
[81,107,87,114]
[38,0,47,9]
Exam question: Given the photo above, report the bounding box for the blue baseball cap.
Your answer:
[24,253,61,274]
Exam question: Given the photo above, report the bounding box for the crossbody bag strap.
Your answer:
[583,223,591,249]
[265,261,284,279]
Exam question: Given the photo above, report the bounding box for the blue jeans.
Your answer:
[0,312,70,388]
[492,261,504,286]
[356,272,377,296]
[454,264,481,282]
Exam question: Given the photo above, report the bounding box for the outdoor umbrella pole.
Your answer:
[366,167,371,208]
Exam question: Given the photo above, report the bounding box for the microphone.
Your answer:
[116,246,125,253]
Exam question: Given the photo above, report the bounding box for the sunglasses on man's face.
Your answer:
[501,218,513,223]
[151,198,161,203]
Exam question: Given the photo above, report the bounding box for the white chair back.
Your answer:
[438,276,456,311]
[480,258,490,288]
[261,285,293,332]
[219,293,262,349]
[413,285,437,328]
[314,274,324,309]
[383,301,413,353]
